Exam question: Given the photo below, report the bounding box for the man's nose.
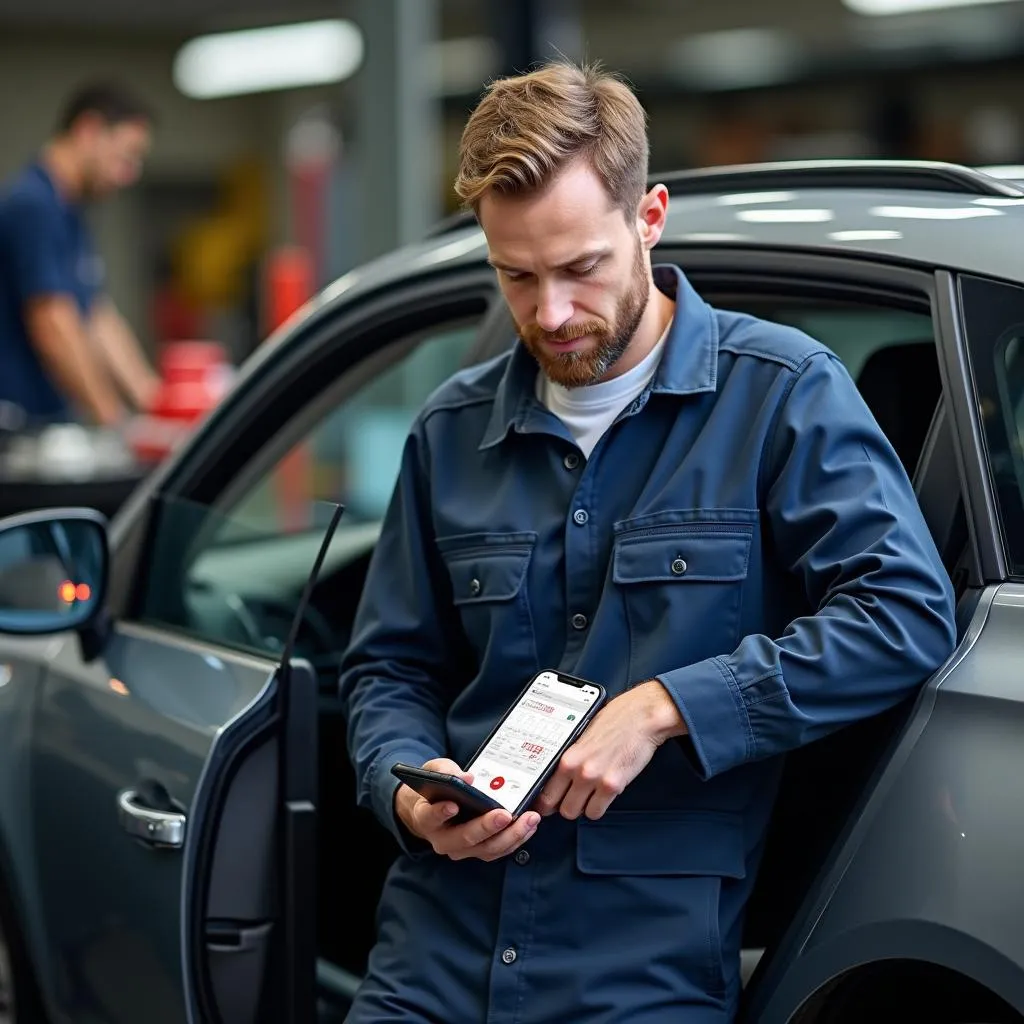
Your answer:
[535,280,573,334]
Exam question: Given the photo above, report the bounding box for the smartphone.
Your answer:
[392,669,606,822]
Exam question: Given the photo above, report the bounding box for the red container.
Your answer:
[128,341,234,464]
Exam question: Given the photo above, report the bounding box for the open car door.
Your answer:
[182,503,344,1024]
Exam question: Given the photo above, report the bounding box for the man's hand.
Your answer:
[534,680,687,821]
[90,298,161,412]
[26,296,126,425]
[394,757,540,862]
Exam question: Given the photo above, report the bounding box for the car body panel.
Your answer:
[662,188,1024,283]
[746,584,1024,1020]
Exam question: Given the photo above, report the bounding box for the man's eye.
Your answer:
[573,263,599,277]
[502,270,526,283]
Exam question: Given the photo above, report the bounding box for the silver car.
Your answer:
[0,159,1023,1024]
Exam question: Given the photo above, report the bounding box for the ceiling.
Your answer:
[2,0,1023,95]
[0,0,346,32]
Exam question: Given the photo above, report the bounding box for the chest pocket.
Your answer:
[612,515,755,680]
[438,532,539,676]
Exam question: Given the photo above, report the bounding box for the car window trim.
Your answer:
[937,271,1006,582]
[167,270,496,505]
[213,313,483,518]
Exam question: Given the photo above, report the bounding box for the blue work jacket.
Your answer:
[339,265,957,1023]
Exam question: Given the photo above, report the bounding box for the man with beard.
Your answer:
[339,61,956,1023]
[0,82,160,428]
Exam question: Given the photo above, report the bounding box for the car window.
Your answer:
[959,275,1024,576]
[752,306,930,380]
[226,321,477,535]
[719,297,938,478]
[135,315,483,662]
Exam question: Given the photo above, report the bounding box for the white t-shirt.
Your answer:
[537,327,668,459]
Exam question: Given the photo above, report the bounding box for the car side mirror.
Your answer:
[0,508,109,637]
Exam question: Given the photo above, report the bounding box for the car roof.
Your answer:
[418,159,1024,282]
[267,160,1024,357]
[657,162,1024,283]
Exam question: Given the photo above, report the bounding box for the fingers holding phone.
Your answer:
[394,757,468,837]
[394,757,539,862]
[441,806,540,863]
[391,670,605,859]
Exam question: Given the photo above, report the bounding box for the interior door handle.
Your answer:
[118,788,187,849]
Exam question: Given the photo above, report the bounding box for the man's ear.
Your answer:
[636,184,669,250]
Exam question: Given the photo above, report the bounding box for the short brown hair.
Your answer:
[454,61,649,218]
[58,80,154,133]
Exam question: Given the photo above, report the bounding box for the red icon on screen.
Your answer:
[490,776,505,790]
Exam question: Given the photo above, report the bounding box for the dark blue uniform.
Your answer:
[0,161,103,421]
[339,265,957,1022]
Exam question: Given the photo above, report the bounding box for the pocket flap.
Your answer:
[613,527,752,584]
[577,810,747,878]
[439,535,534,605]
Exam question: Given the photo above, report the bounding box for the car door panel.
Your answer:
[29,623,277,1024]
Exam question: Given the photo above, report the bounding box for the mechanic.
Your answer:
[339,60,958,1023]
[0,81,160,428]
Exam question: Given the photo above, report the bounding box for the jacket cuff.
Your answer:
[367,743,439,857]
[657,657,754,780]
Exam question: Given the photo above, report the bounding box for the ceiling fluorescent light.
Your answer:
[174,19,364,99]
[844,0,1019,16]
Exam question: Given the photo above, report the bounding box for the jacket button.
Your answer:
[573,509,589,526]
[502,947,517,964]
[563,453,580,470]
[671,558,687,576]
[571,613,588,631]
[514,849,530,866]
[469,578,481,596]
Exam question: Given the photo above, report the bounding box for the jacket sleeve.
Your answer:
[338,418,465,850]
[658,350,957,780]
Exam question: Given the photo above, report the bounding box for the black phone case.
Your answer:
[390,765,503,824]
[463,669,606,818]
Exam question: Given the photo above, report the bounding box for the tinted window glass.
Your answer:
[723,298,937,477]
[959,274,1024,575]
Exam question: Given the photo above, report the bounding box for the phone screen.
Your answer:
[466,672,602,812]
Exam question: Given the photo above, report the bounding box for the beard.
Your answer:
[519,242,650,389]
